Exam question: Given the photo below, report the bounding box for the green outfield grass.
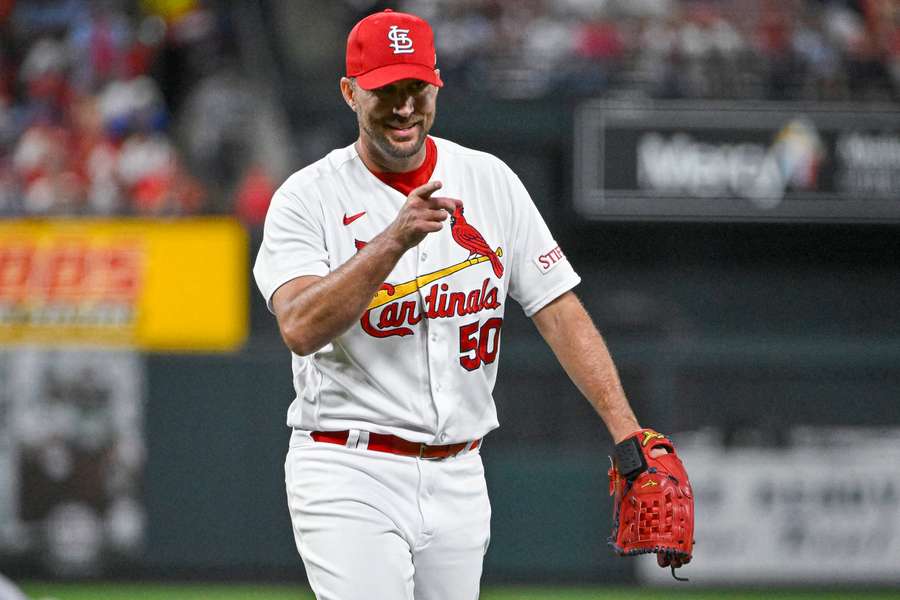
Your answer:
[17,583,900,600]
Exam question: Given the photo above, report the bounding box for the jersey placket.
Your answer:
[416,234,452,444]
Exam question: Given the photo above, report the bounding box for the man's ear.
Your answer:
[340,77,356,112]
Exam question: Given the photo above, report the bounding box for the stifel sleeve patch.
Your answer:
[533,244,567,275]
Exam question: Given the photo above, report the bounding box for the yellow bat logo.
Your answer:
[367,248,503,310]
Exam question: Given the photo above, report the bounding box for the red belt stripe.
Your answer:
[311,430,480,459]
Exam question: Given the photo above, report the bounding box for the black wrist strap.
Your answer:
[614,436,647,479]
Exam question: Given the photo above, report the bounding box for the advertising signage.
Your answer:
[0,218,248,351]
[574,101,900,222]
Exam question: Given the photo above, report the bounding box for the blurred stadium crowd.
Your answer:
[0,0,898,219]
[404,0,900,100]
[0,0,285,222]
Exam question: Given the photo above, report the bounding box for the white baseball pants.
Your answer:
[285,430,491,600]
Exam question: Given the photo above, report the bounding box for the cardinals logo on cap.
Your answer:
[346,10,443,89]
[388,25,415,54]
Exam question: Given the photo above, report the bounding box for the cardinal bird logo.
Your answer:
[450,206,504,278]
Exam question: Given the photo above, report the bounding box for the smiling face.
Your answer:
[341,76,438,172]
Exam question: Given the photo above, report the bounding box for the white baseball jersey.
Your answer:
[254,136,580,444]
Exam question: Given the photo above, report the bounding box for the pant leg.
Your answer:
[293,500,415,600]
[412,451,492,600]
[285,437,418,600]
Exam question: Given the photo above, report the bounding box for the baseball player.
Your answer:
[254,9,684,599]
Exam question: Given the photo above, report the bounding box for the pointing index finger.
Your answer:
[411,181,442,201]
[429,196,462,213]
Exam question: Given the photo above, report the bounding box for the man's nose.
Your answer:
[393,95,414,118]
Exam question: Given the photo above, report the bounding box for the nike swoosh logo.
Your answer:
[343,211,366,225]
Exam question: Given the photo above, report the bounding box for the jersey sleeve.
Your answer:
[504,167,581,317]
[253,183,330,313]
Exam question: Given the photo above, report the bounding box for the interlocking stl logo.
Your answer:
[387,25,414,54]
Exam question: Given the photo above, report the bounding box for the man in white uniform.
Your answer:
[254,9,652,600]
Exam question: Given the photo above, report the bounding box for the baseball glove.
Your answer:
[608,429,694,580]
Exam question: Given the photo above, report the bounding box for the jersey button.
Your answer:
[435,383,442,392]
[420,252,428,261]
[440,433,448,442]
[430,333,438,342]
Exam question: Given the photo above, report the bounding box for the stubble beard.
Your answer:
[362,119,428,161]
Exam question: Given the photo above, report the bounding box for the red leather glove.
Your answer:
[608,429,694,580]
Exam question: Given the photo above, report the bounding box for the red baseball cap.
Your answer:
[346,9,443,90]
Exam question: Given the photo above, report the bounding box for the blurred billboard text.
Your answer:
[0,218,248,352]
[575,101,900,222]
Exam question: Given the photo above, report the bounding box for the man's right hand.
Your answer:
[385,181,462,250]
[272,181,462,356]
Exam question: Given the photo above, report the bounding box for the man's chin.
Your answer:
[379,133,425,159]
